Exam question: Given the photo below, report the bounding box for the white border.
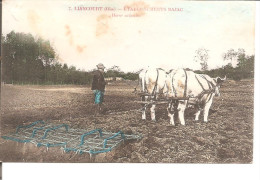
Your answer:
[2,2,260,180]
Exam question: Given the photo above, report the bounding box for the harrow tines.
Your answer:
[1,120,142,156]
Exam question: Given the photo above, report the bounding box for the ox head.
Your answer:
[213,76,226,97]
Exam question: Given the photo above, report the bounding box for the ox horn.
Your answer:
[221,75,227,81]
[216,75,226,83]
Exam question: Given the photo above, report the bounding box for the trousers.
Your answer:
[93,90,104,104]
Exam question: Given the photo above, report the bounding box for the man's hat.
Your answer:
[96,63,105,69]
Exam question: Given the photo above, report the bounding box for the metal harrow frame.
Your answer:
[1,120,141,155]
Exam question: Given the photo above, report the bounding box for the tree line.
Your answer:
[1,31,138,85]
[194,48,254,81]
[1,31,254,85]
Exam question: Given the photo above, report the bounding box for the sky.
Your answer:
[2,0,256,72]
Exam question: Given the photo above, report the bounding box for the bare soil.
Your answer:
[0,80,254,163]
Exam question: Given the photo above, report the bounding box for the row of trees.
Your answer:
[1,31,255,85]
[194,48,254,80]
[104,65,139,81]
[1,31,138,85]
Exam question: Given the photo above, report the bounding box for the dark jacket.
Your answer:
[91,70,106,91]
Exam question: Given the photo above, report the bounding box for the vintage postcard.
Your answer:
[0,0,258,170]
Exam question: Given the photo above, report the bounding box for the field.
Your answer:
[0,79,254,163]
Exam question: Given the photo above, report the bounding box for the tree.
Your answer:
[2,31,56,84]
[105,65,123,79]
[237,54,254,79]
[194,48,209,71]
[223,48,246,68]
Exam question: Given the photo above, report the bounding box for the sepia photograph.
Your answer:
[0,0,258,170]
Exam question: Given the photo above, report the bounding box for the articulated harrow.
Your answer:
[2,120,141,155]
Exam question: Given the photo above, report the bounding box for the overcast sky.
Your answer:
[2,0,256,72]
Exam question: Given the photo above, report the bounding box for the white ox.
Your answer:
[138,68,226,126]
[139,68,168,121]
[166,69,226,126]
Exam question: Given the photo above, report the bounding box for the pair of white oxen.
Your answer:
[138,68,226,126]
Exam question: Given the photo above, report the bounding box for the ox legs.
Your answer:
[194,105,201,121]
[178,100,187,125]
[194,110,201,121]
[141,96,147,120]
[203,96,214,122]
[167,103,175,126]
[141,104,156,121]
[150,104,156,121]
[141,105,147,120]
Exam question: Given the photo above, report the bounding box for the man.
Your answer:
[91,63,106,115]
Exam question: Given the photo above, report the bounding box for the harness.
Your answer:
[136,68,217,111]
[184,69,188,97]
[149,68,167,101]
[168,69,189,98]
[193,74,216,109]
[168,70,217,111]
[137,68,167,102]
[169,70,177,97]
[168,69,189,113]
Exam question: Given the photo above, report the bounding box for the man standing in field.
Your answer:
[91,63,106,115]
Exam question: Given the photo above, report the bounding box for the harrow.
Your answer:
[2,120,141,155]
